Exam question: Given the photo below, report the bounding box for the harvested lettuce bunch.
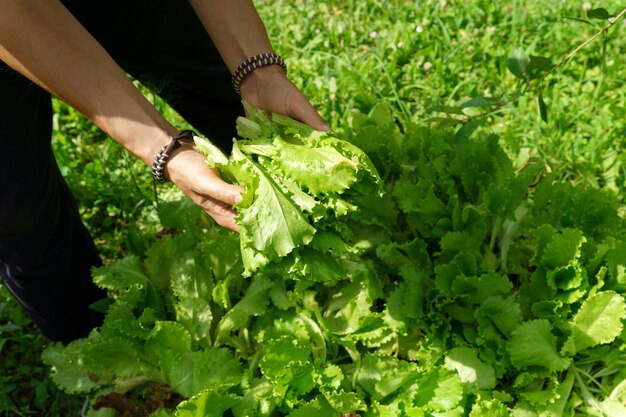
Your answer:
[194,103,381,279]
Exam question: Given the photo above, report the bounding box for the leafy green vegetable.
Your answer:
[562,291,626,355]
[444,347,496,390]
[44,104,626,417]
[194,103,381,277]
[507,319,571,372]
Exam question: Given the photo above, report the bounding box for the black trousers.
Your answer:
[0,0,243,343]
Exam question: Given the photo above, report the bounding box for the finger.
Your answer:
[199,197,240,233]
[210,210,240,233]
[288,91,331,131]
[167,149,244,206]
[193,167,244,207]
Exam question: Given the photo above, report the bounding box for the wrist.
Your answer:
[151,130,197,182]
[233,53,287,96]
[239,64,286,99]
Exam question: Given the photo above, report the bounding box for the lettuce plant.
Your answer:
[44,103,626,417]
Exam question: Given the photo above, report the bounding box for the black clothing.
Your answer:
[0,0,243,343]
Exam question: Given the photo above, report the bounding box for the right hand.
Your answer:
[240,65,330,131]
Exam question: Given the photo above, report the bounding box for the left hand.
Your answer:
[239,65,330,131]
[165,145,244,233]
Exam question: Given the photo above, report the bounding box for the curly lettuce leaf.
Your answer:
[444,346,496,390]
[175,389,240,417]
[162,349,242,398]
[229,143,316,274]
[561,291,626,355]
[506,320,571,372]
[239,137,360,195]
[42,339,100,394]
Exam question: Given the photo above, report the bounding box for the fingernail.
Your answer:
[321,123,332,131]
[234,193,243,204]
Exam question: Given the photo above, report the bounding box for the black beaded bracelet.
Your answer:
[231,52,287,95]
[152,129,196,182]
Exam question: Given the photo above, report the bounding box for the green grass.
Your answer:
[1,1,625,415]
[259,0,626,192]
[1,286,85,416]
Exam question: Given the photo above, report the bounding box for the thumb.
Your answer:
[288,91,331,131]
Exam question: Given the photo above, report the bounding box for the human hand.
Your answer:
[164,144,243,232]
[163,65,326,233]
[239,65,331,131]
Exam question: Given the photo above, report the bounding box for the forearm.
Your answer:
[0,0,175,165]
[188,0,275,72]
[188,0,328,131]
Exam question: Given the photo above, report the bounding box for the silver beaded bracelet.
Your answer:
[231,52,287,95]
[152,129,196,182]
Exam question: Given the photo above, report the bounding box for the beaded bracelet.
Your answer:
[231,52,287,95]
[152,129,197,182]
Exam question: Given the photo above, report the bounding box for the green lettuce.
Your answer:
[43,104,626,417]
[194,103,381,277]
